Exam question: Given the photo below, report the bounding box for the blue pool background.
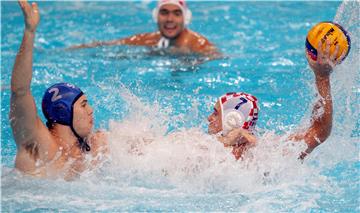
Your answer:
[1,1,359,212]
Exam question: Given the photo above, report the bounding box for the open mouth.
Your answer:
[165,25,176,30]
[164,24,177,32]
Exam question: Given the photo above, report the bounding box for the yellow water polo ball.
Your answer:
[306,22,351,64]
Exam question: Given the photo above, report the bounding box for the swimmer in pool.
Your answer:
[208,40,345,160]
[69,0,220,58]
[10,0,108,180]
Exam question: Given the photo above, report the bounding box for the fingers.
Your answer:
[18,1,23,8]
[18,0,29,9]
[18,0,40,32]
[337,48,347,65]
[330,44,340,65]
[18,0,26,6]
[18,0,26,10]
[18,0,30,15]
[317,39,332,64]
[32,2,39,13]
[330,44,339,60]
[317,40,324,63]
[324,39,331,58]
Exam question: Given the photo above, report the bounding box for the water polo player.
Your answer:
[209,38,347,160]
[69,0,220,57]
[10,0,108,179]
[208,92,259,160]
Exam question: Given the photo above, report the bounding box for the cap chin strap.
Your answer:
[70,125,91,152]
[69,94,91,152]
[46,121,91,152]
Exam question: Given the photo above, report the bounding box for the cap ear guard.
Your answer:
[52,102,71,125]
[223,111,245,135]
[152,8,158,24]
[219,92,259,136]
[184,9,192,26]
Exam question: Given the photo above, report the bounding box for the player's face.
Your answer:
[208,101,222,134]
[73,95,94,137]
[157,4,185,39]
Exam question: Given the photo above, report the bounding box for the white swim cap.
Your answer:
[152,0,192,26]
[219,92,259,135]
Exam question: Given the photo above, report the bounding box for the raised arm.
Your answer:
[10,0,43,145]
[291,40,344,158]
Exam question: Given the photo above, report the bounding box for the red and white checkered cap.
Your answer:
[152,0,192,25]
[158,0,187,9]
[219,92,259,134]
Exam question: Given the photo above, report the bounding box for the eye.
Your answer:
[174,11,182,16]
[159,9,169,16]
[81,101,88,107]
[213,108,218,116]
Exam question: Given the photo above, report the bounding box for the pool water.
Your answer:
[1,1,359,212]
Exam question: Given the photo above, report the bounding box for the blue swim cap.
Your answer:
[42,82,91,152]
[42,83,83,126]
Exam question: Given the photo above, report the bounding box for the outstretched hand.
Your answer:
[306,39,346,78]
[18,0,40,32]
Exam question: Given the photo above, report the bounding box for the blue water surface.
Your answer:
[1,1,359,212]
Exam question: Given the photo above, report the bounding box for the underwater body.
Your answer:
[1,1,359,212]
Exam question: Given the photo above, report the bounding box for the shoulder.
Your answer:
[140,31,161,39]
[186,30,211,45]
[181,29,218,54]
[91,130,108,145]
[123,32,161,46]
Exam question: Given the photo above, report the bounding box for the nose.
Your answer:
[87,105,93,115]
[208,114,213,122]
[166,13,175,22]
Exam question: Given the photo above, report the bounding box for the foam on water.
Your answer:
[1,87,356,210]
